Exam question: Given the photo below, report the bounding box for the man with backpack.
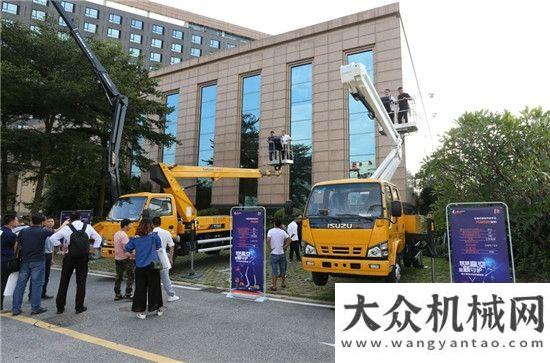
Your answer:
[49,212,102,314]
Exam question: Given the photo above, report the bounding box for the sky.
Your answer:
[154,0,550,173]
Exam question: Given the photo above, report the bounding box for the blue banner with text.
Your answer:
[231,208,265,294]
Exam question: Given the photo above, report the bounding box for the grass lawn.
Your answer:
[54,252,451,302]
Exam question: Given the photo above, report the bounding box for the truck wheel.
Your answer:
[312,272,329,286]
[385,262,402,283]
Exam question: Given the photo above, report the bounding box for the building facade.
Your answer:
[147,3,409,210]
[1,0,267,214]
[1,0,267,70]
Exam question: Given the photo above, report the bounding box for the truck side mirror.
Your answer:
[391,200,402,218]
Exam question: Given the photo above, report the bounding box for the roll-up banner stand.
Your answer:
[446,202,515,283]
[227,206,266,302]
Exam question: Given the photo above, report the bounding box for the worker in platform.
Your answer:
[380,89,397,123]
[281,130,291,160]
[267,130,277,161]
[397,86,413,124]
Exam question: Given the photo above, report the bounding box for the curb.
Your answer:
[51,266,335,307]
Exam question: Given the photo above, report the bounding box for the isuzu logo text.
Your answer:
[327,223,353,229]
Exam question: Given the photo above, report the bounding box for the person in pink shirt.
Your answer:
[113,219,134,301]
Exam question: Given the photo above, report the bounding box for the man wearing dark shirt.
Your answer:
[11,213,53,316]
[1,214,19,311]
[380,89,396,123]
[397,87,412,124]
[267,130,276,161]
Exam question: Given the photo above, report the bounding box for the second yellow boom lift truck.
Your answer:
[301,62,422,284]
[95,162,290,263]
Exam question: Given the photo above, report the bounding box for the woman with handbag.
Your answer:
[124,218,163,319]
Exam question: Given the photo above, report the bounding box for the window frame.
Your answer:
[129,33,142,44]
[152,24,164,35]
[147,197,174,217]
[107,28,121,39]
[149,52,162,62]
[31,9,46,21]
[83,22,97,34]
[170,56,181,65]
[172,29,183,39]
[129,47,141,58]
[190,47,201,57]
[108,13,122,25]
[131,18,143,30]
[151,38,163,49]
[85,7,99,19]
[191,34,202,44]
[60,1,74,13]
[209,39,220,48]
[171,43,182,53]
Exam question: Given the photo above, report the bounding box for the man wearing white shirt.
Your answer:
[152,217,179,302]
[267,219,291,291]
[49,212,102,314]
[281,129,291,160]
[287,215,302,262]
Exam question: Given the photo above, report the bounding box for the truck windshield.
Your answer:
[305,183,382,218]
[107,197,147,221]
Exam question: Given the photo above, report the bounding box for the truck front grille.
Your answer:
[319,245,363,256]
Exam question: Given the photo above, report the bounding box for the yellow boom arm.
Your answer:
[149,163,266,222]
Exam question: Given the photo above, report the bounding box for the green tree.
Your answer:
[238,113,260,205]
[289,143,312,208]
[1,20,176,215]
[415,108,550,278]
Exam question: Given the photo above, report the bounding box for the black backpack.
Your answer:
[68,223,90,258]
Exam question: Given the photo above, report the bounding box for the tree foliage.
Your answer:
[1,20,176,216]
[415,108,550,278]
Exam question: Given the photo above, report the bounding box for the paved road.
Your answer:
[1,269,334,362]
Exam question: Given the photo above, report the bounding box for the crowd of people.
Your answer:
[380,86,413,124]
[266,215,303,291]
[1,212,179,320]
[2,208,313,317]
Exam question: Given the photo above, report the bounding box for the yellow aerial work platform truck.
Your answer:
[94,163,283,263]
[301,63,424,284]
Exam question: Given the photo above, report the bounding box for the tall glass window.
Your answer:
[162,93,179,164]
[289,63,313,207]
[238,74,261,205]
[196,84,217,210]
[347,50,376,177]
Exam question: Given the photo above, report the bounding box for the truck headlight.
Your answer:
[367,241,388,258]
[304,243,317,255]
